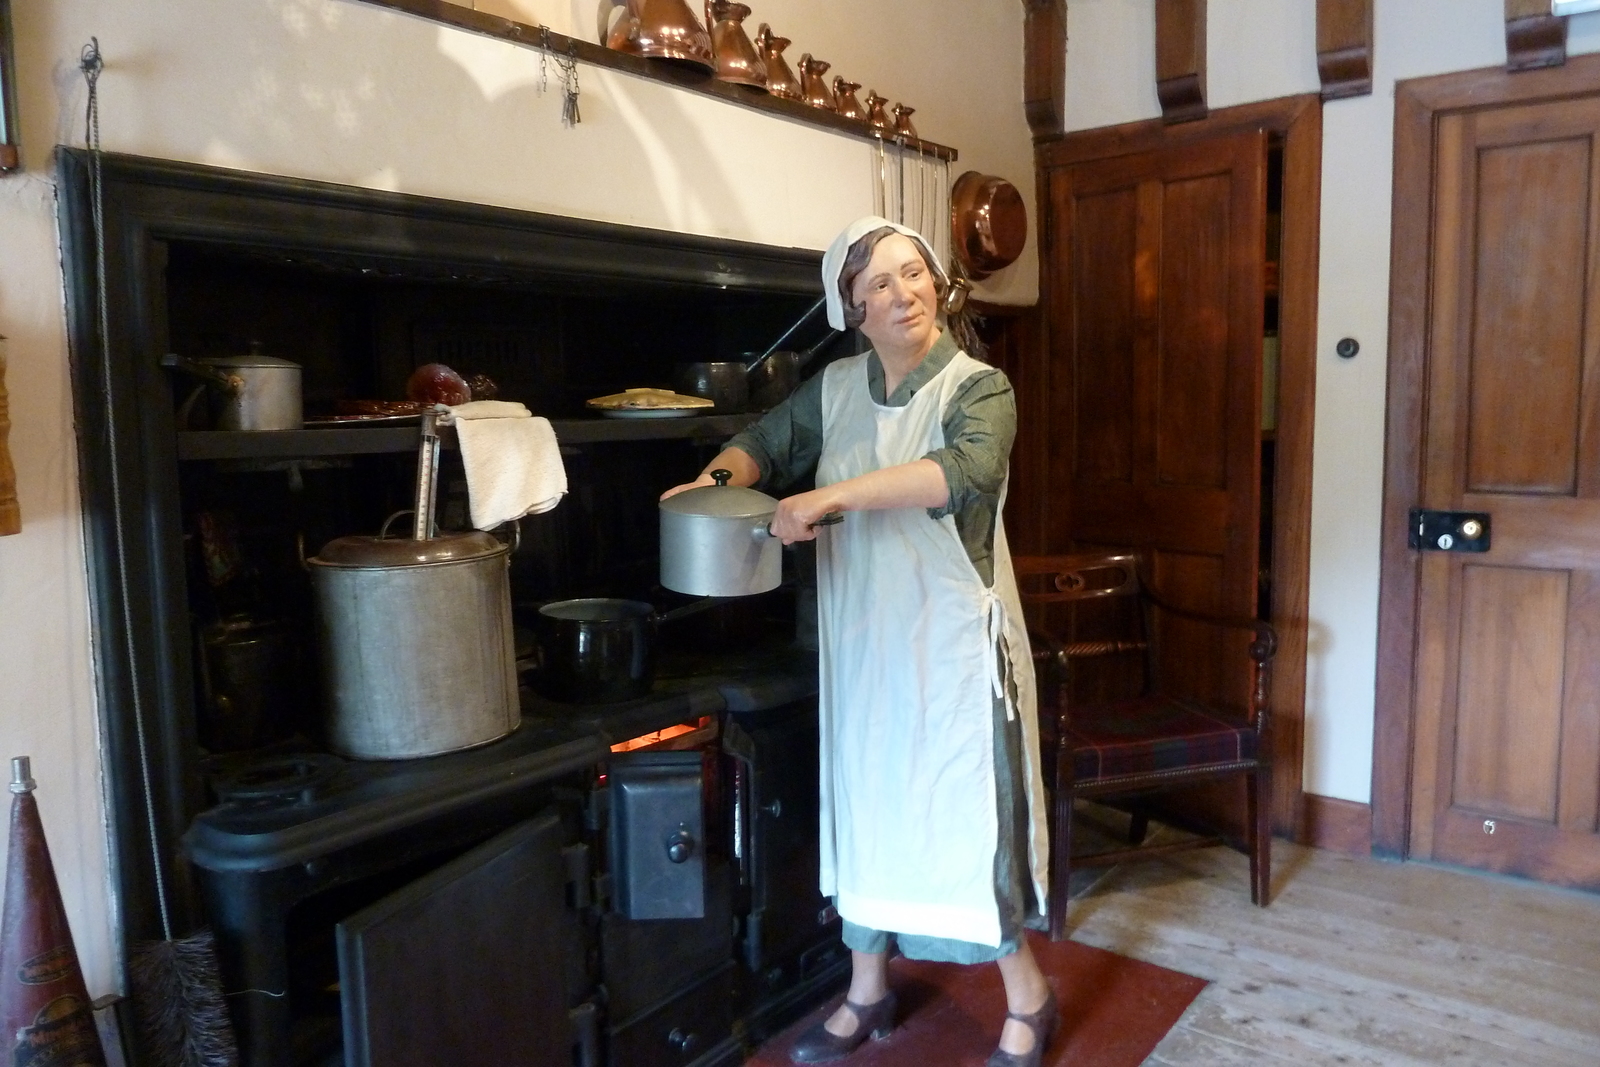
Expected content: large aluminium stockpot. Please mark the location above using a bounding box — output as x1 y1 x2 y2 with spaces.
308 529 519 759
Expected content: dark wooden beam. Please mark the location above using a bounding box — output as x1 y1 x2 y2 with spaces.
1506 0 1567 71
1155 0 1207 124
1023 0 1068 140
1317 0 1373 100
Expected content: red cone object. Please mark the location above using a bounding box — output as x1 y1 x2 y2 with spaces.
1 757 106 1066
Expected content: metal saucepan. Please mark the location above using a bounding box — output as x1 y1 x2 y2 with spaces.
163 345 303 431
527 597 715 704
673 361 749 414
659 469 839 597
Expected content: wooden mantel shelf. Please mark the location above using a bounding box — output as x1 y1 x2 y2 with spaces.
357 0 958 162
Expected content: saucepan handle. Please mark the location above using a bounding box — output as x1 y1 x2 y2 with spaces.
763 512 844 538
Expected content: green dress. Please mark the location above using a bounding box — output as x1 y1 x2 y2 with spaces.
726 332 1042 963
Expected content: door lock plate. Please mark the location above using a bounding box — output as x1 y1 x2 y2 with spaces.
1409 509 1491 553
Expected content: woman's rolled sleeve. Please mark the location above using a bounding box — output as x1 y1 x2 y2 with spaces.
924 369 1016 521
723 373 827 493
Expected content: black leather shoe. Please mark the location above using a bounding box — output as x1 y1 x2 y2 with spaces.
789 992 897 1063
985 988 1058 1067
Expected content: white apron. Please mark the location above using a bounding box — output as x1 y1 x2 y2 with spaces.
815 350 1048 948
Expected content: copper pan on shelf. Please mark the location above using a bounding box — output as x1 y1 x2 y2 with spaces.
950 171 1029 280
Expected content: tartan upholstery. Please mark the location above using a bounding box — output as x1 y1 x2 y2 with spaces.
1063 695 1258 783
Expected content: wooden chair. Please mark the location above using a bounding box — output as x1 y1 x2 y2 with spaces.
1012 551 1276 940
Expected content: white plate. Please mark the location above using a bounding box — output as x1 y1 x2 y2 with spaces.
596 407 706 419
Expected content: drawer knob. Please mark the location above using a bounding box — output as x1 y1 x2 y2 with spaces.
665 826 696 864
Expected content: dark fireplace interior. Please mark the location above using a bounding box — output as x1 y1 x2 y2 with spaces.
59 150 855 1067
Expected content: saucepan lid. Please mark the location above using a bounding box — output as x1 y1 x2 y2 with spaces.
660 469 777 520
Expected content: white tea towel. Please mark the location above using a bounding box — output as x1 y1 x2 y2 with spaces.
441 401 567 529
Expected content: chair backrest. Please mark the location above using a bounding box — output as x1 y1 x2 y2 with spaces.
1012 552 1143 604
1013 552 1152 704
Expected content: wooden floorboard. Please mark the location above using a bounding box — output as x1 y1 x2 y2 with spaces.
1062 841 1600 1066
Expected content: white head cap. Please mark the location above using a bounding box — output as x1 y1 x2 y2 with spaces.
821 216 949 331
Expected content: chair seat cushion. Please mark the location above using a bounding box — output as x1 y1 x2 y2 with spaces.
1063 695 1258 783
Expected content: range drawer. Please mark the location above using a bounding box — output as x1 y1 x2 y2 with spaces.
607 961 737 1067
602 860 733 1020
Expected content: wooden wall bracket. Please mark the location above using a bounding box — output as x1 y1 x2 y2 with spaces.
1155 0 1208 124
1023 0 1068 141
1506 0 1567 71
1317 0 1373 100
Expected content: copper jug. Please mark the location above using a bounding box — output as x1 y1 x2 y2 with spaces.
865 90 892 134
892 103 918 139
755 24 802 101
834 77 866 122
605 0 714 70
798 55 836 111
706 0 766 88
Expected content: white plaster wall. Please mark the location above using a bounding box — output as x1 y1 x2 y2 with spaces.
0 0 1033 995
1061 2 1600 805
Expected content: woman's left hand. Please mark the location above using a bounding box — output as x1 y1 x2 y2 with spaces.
770 489 843 544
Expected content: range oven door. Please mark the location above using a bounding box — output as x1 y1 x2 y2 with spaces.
337 810 596 1067
727 698 842 977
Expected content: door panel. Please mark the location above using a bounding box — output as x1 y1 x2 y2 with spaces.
1156 173 1234 491
1412 92 1600 887
1073 187 1139 487
1451 565 1566 821
1049 129 1266 711
1465 137 1591 495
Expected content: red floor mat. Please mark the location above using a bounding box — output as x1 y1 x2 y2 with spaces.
746 932 1205 1067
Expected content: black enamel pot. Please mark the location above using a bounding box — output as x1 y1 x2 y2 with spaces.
531 598 657 704
529 597 714 704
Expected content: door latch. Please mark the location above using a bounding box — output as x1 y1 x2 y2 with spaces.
1409 509 1490 553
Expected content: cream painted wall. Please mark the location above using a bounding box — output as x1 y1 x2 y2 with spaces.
0 0 1034 995
1061 1 1600 804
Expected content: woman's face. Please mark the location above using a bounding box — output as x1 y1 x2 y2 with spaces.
849 233 939 356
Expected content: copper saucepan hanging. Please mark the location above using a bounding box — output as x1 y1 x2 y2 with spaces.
950 171 1029 280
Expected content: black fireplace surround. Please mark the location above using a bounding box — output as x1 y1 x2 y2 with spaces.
57 149 850 1066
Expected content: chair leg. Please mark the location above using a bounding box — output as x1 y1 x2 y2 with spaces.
1049 788 1074 941
1247 764 1271 906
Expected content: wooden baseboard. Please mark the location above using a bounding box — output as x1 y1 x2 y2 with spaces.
1296 793 1371 856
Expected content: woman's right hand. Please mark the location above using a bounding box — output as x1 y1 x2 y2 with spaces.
660 475 715 501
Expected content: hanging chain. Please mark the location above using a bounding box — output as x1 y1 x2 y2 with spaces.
537 26 550 96
81 37 176 944
557 41 580 127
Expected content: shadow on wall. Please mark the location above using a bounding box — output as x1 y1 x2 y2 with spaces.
45 0 777 245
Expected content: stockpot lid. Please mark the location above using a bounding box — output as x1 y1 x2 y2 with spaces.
311 529 506 568
660 470 777 520
201 352 302 371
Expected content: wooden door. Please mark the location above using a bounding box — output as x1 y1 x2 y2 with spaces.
1046 129 1267 707
1407 95 1600 887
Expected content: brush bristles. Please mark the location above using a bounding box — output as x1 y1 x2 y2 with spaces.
129 932 241 1067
